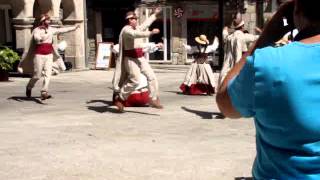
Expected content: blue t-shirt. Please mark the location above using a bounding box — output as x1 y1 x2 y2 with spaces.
228 42 320 180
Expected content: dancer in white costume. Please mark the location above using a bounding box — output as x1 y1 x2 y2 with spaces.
18 14 79 100
180 35 219 95
217 19 259 90
112 42 163 107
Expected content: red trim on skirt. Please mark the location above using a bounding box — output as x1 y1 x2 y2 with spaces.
180 83 214 95
124 91 149 107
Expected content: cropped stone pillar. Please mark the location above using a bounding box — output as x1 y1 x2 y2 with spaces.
63 19 86 69
171 4 187 65
12 18 35 49
95 11 103 44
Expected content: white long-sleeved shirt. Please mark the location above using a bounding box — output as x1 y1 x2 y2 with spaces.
33 26 77 44
121 14 157 50
223 29 259 55
112 42 159 54
184 37 219 54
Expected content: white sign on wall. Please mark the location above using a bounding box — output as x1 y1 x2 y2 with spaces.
95 43 113 69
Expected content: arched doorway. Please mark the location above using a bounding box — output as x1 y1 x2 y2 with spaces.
60 0 76 21
33 0 53 19
86 0 135 68
87 0 135 43
60 0 86 69
0 4 13 47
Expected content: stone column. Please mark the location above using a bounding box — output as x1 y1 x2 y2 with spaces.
242 1 257 34
51 0 62 22
12 18 35 49
171 4 187 65
94 11 103 44
4 8 12 42
63 19 86 70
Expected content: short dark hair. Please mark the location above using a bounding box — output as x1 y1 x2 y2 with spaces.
296 0 320 23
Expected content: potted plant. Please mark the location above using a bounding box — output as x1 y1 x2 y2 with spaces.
0 47 20 81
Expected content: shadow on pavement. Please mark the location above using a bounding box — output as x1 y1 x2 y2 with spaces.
181 106 224 119
8 96 45 105
164 91 213 96
86 99 160 116
164 90 185 95
87 105 123 114
87 100 113 106
235 177 253 180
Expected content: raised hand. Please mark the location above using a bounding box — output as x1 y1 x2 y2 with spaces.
156 42 163 49
151 28 160 35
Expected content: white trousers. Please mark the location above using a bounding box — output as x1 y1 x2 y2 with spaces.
27 54 53 93
120 57 159 101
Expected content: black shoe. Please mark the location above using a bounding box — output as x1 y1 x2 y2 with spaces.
26 87 32 98
114 96 124 112
112 92 119 105
215 114 225 119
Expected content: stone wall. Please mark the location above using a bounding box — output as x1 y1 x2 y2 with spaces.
242 1 257 34
0 0 87 70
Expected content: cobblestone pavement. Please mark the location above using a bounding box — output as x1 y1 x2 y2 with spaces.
0 66 255 180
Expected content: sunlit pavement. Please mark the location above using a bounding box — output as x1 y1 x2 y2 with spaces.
0 65 255 180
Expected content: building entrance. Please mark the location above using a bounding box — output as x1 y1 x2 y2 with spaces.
0 4 13 47
146 7 172 62
186 3 219 65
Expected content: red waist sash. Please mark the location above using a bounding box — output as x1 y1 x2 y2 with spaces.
124 48 144 58
35 43 53 55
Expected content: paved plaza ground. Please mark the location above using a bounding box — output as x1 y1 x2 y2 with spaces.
0 65 256 180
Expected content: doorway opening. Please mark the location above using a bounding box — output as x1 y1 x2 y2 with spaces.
146 6 172 63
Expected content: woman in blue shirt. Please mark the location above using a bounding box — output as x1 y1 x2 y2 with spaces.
217 0 320 179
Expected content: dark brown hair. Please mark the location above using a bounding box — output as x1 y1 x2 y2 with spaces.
296 0 320 23
38 14 50 27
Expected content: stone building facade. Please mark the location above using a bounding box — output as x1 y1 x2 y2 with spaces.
0 0 87 69
79 0 276 67
87 0 228 67
0 0 279 69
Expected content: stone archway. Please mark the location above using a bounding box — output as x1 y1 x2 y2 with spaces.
0 2 13 46
60 0 76 20
56 0 86 69
11 0 36 49
10 0 85 69
52 0 78 23
10 0 35 18
33 0 53 19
